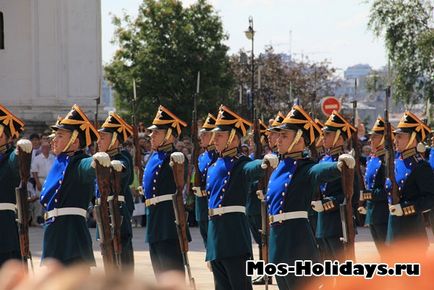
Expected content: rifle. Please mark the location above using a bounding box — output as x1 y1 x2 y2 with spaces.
109 168 123 269
188 72 201 204
339 163 356 260
94 161 116 273
132 79 144 185
351 101 367 224
171 161 196 290
15 147 33 271
384 87 400 206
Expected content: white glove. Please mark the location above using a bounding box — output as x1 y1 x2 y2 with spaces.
337 153 355 171
170 152 185 166
256 190 265 201
261 154 279 169
358 206 367 215
192 186 202 197
111 160 124 172
91 152 111 168
16 139 32 154
137 186 144 196
311 200 324 213
389 203 403 216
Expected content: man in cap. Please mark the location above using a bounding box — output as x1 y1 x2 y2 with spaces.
97 111 135 270
40 104 111 267
387 111 434 250
0 104 32 267
142 105 188 278
267 105 354 290
192 113 218 247
206 105 278 290
357 117 389 258
267 112 285 154
311 110 357 261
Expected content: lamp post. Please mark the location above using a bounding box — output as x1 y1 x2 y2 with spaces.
245 16 255 121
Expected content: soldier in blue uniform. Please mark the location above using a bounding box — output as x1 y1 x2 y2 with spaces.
386 111 434 250
267 105 354 290
142 105 188 278
97 111 135 270
0 104 32 267
206 105 279 290
192 113 218 247
40 104 111 267
311 110 357 261
357 117 389 258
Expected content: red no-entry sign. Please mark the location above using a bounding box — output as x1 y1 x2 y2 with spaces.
321 97 341 116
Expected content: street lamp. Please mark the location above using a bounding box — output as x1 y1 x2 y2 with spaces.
245 16 255 121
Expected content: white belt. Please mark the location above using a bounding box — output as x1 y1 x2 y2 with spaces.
209 206 246 217
96 195 125 204
45 207 87 220
0 203 16 212
269 211 308 224
145 194 173 207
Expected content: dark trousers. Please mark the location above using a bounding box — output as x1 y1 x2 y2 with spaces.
120 238 135 271
318 236 344 261
369 223 388 259
276 274 317 290
211 255 252 290
149 239 184 278
198 220 208 248
0 251 20 268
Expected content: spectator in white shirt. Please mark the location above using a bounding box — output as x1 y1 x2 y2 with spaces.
30 141 55 225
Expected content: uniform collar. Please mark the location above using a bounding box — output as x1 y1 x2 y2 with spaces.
63 149 84 157
106 147 120 157
401 148 417 160
207 144 216 151
220 147 238 158
157 143 174 152
280 150 305 160
329 145 344 156
374 148 386 157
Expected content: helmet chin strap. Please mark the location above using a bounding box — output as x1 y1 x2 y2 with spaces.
287 129 303 153
332 129 341 147
404 132 416 150
0 125 4 140
208 132 215 147
224 129 236 151
107 132 118 151
158 128 173 148
62 130 79 153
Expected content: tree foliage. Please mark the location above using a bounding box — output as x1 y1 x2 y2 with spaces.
105 0 235 128
368 0 433 104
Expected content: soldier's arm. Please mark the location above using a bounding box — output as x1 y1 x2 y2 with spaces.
308 162 340 187
412 163 434 212
242 159 265 183
372 165 387 201
78 156 96 183
8 149 19 174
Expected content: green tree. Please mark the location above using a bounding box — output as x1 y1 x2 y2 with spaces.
368 0 433 105
105 0 235 129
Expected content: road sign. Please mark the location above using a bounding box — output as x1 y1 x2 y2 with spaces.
321 97 341 116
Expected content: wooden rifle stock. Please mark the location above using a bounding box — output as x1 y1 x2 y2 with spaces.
94 161 116 273
15 147 32 270
340 164 356 260
109 169 123 268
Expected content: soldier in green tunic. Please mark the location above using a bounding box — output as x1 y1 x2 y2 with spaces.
40 104 111 267
0 104 32 267
268 105 354 290
387 111 434 250
206 105 279 290
142 105 188 278
192 113 218 247
97 111 135 270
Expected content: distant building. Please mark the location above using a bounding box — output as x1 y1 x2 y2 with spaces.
0 0 103 133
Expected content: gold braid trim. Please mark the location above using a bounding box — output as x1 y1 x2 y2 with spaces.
332 129 341 147
63 130 79 152
108 131 118 151
287 129 303 153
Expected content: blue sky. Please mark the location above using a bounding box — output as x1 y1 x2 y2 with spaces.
102 0 387 71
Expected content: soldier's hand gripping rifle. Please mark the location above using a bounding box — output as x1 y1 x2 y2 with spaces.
170 154 196 290
384 87 400 210
15 146 33 271
339 161 356 260
109 165 124 269
94 160 116 273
